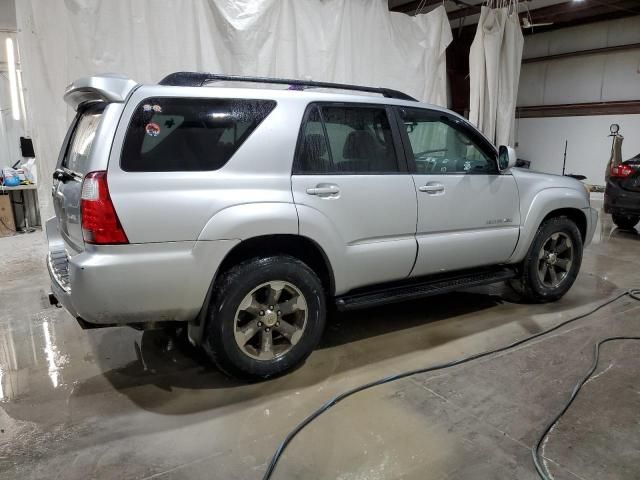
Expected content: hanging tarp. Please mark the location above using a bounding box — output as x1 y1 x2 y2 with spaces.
16 0 452 220
469 0 523 146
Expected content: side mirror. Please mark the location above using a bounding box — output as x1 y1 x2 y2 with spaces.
498 145 517 172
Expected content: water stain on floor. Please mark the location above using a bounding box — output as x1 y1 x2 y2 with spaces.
0 213 638 479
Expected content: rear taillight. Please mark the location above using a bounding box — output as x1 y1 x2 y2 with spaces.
80 171 128 244
610 164 635 178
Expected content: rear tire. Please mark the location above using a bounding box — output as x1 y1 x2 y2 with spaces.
612 214 639 231
204 255 326 380
512 216 583 303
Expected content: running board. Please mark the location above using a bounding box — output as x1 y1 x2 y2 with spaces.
335 267 517 311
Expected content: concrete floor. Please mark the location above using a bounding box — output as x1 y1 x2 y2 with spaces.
0 210 639 480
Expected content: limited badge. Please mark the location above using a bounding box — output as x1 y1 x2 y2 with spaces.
142 104 152 112
145 122 161 137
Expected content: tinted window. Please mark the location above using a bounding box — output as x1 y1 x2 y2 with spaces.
121 98 276 172
295 105 399 174
64 104 104 174
296 107 332 172
400 108 496 174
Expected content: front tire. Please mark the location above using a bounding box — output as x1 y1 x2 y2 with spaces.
612 214 639 231
204 255 326 380
513 216 583 303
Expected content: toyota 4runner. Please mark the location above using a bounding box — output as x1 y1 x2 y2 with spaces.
47 73 597 379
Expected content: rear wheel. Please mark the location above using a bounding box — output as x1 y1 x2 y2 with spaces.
612 214 639 231
204 256 326 379
512 216 583 303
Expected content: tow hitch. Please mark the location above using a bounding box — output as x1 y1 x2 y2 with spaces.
48 292 61 308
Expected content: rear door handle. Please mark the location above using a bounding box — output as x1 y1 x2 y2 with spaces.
419 183 445 194
306 184 340 196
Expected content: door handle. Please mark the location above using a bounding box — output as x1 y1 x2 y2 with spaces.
419 183 445 194
306 184 340 196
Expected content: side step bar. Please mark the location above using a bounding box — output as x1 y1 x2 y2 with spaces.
335 267 517 311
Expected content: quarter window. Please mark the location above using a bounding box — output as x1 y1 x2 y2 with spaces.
64 104 104 174
121 98 276 172
295 105 400 174
399 108 496 174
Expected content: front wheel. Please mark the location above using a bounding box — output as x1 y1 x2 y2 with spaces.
204 255 326 379
512 216 583 303
612 214 639 231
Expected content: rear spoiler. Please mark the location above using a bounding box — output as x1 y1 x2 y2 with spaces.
64 74 138 111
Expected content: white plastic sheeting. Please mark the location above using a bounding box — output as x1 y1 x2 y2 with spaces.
16 0 452 220
468 2 523 147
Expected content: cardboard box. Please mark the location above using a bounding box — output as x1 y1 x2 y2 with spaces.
0 194 16 237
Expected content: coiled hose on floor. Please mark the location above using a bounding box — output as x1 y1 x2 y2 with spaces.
533 288 640 480
261 289 640 480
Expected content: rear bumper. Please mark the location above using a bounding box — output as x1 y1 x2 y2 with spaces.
604 182 640 215
46 217 239 325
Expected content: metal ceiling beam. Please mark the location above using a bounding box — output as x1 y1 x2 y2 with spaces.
391 0 447 15
445 0 638 21
517 100 640 118
391 0 640 26
513 0 640 23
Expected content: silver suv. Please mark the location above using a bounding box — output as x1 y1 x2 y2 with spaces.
47 73 597 379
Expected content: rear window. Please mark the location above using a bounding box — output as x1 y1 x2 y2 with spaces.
121 97 276 172
64 104 104 174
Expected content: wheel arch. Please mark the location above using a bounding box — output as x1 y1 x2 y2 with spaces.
541 208 587 242
215 234 335 295
509 188 589 264
189 234 335 346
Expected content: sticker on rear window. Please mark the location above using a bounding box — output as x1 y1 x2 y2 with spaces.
145 122 161 137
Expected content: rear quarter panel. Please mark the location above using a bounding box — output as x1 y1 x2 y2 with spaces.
106 86 307 243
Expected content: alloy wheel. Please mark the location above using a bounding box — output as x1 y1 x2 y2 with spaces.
233 281 308 360
537 232 574 288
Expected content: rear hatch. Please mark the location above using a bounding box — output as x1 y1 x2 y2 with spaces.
52 74 137 253
52 103 105 252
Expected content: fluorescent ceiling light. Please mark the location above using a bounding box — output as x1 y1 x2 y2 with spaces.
16 70 27 126
6 38 20 121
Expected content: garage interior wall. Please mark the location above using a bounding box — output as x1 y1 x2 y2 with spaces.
15 0 452 220
515 16 640 185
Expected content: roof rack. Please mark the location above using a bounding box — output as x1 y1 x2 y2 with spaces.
158 72 417 102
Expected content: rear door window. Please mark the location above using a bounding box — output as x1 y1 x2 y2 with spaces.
121 98 276 172
63 104 104 174
294 104 401 174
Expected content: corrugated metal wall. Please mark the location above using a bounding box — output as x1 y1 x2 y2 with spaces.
518 17 640 106
515 16 640 186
